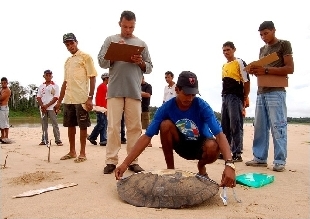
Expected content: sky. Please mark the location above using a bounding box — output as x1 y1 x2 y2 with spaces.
1 0 309 117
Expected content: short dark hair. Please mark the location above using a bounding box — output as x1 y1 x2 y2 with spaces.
1 77 8 82
258 21 275 31
120 11 136 22
223 41 235 49
165 71 174 78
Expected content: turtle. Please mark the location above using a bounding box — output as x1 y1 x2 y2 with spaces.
116 169 219 209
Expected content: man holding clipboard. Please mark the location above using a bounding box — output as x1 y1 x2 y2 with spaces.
245 21 294 172
98 10 153 174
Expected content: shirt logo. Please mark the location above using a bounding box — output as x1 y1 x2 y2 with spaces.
175 118 199 140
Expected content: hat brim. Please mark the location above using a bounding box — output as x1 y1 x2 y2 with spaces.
63 38 76 43
182 87 200 95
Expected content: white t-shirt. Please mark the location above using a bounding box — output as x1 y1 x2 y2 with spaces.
37 82 60 110
163 83 176 102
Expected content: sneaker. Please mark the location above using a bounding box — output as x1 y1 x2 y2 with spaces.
55 141 63 146
128 164 144 173
273 164 285 172
245 160 267 167
39 141 46 145
121 139 127 144
103 164 116 174
87 137 97 145
232 155 243 162
99 141 107 146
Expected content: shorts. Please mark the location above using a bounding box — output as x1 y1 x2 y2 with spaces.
141 112 150 129
173 131 208 160
0 106 9 129
63 104 91 129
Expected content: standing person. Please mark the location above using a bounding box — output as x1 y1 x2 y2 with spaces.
114 71 236 189
87 73 109 146
55 33 97 163
37 70 63 146
98 10 153 174
141 76 152 147
220 41 250 162
245 21 294 172
163 71 176 103
0 77 12 144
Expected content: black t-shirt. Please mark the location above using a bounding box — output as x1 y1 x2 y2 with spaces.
141 82 152 112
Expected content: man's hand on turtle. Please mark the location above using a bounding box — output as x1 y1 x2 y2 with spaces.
220 166 236 188
115 163 128 180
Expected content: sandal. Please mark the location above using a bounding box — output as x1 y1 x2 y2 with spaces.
60 154 76 160
74 157 87 163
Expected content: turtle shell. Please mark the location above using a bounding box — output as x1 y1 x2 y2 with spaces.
117 169 219 208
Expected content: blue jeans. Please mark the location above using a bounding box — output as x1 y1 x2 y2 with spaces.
89 112 107 142
221 94 243 155
252 91 287 165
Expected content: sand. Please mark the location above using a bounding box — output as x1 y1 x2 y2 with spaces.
0 123 309 219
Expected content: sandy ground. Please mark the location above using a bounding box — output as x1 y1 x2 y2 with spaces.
0 123 309 219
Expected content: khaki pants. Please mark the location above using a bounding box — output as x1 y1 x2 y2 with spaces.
106 97 142 165
141 112 150 129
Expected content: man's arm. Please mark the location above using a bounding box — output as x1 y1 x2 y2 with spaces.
57 81 67 104
267 55 294 75
141 84 152 98
115 134 152 179
98 37 113 69
88 76 96 98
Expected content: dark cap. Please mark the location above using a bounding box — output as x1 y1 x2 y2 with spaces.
63 33 77 43
44 69 52 74
258 21 275 31
176 71 199 95
101 73 109 80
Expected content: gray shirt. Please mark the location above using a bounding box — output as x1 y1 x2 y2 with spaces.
98 34 153 100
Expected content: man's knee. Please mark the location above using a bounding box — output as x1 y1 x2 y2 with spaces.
159 120 175 133
201 139 220 164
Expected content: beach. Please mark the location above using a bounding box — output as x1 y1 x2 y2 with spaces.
1 123 309 219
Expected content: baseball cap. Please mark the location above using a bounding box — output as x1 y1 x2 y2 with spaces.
258 21 275 31
44 69 52 74
176 71 199 95
63 33 77 43
101 73 109 80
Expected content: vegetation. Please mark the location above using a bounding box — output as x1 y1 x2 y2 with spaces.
6 81 310 123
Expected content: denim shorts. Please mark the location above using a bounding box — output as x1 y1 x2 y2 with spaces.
63 104 91 129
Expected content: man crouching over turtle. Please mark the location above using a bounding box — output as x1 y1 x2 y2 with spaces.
115 71 236 188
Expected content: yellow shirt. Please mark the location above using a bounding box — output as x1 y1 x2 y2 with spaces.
63 50 97 104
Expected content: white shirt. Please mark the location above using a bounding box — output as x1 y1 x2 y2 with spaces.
163 83 176 102
37 82 60 110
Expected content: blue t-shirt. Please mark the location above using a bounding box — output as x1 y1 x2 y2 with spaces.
145 97 222 140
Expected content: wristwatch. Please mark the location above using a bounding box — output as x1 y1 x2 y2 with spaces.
225 159 235 170
225 162 236 170
88 95 93 99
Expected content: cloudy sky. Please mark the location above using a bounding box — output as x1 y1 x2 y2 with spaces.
1 0 309 117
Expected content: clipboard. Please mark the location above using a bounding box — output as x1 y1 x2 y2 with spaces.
244 52 288 87
104 42 145 63
244 52 279 72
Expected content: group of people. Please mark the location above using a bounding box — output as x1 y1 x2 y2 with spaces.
2 10 293 188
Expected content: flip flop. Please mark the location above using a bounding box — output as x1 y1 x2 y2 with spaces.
74 157 87 163
60 154 76 160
